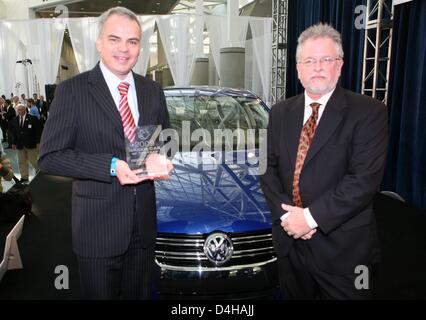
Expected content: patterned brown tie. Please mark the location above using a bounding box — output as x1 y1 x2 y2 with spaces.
292 102 321 207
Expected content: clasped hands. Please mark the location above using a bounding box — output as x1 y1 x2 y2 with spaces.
281 204 317 240
116 154 174 185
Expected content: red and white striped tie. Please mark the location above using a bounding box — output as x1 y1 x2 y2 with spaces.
118 81 136 143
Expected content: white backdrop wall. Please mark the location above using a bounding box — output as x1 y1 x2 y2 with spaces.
157 15 197 87
27 19 65 96
0 19 65 97
245 39 264 103
134 16 156 76
0 21 20 96
67 17 99 73
249 17 272 106
205 15 250 80
0 15 272 103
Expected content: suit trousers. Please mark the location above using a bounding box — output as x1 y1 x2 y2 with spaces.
17 147 39 179
7 126 13 147
77 205 157 300
277 240 373 300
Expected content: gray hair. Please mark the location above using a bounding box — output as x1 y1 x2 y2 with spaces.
97 6 141 38
296 23 344 61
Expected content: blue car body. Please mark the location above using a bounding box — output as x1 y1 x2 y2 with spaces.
154 87 278 298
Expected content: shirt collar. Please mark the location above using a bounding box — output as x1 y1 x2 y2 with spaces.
304 87 336 109
99 61 135 92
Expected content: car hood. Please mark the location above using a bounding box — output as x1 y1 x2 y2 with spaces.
155 151 271 234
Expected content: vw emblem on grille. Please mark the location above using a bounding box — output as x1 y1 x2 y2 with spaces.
203 233 233 266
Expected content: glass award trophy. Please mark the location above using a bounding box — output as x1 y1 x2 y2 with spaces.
125 125 169 177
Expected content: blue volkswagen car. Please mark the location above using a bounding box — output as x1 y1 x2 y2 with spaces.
154 87 278 299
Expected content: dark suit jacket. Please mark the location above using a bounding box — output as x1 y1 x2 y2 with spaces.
260 86 388 274
11 114 41 149
5 105 16 122
36 100 49 120
39 64 170 258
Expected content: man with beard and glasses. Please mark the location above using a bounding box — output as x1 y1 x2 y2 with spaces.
260 23 388 300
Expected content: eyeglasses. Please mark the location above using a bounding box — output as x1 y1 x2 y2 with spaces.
297 56 342 66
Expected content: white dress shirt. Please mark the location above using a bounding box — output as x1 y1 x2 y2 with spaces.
281 88 336 230
99 61 139 125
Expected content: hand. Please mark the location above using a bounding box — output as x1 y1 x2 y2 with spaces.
301 228 317 240
281 203 312 239
145 154 174 181
115 159 148 185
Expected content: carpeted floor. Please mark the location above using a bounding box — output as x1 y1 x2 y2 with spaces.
0 172 425 299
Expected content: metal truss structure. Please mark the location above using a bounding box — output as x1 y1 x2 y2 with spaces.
361 0 394 104
271 0 288 105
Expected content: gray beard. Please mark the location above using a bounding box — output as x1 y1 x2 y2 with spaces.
303 83 337 96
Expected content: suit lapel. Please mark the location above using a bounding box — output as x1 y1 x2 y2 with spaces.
133 73 149 126
133 72 148 126
303 86 347 168
88 64 123 136
283 94 304 169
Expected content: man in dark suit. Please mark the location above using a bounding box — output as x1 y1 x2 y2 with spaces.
12 104 40 182
39 7 173 299
260 23 388 299
4 99 16 148
0 97 7 143
35 95 48 132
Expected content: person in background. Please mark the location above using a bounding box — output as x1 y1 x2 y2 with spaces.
20 93 27 105
12 104 40 183
12 96 20 112
0 97 7 143
0 156 14 193
27 98 40 120
36 95 49 130
4 99 16 149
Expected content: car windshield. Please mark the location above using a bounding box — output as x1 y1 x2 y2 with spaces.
165 91 269 149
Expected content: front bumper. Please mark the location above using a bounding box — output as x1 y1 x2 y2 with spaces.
156 260 279 299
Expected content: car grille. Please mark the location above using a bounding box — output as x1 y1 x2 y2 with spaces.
155 230 276 271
